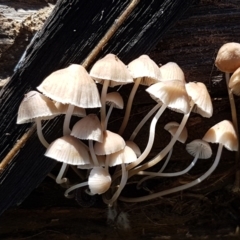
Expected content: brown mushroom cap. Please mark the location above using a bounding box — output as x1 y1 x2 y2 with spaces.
229 67 240 96
90 53 133 87
202 120 238 151
215 42 240 73
17 90 59 124
37 64 101 108
127 55 162 85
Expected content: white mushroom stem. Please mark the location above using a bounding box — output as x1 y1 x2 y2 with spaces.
128 103 194 178
64 181 88 198
56 162 68 184
125 103 168 171
226 72 240 191
129 102 161 141
105 104 114 129
63 104 75 135
136 147 173 189
100 81 110 131
89 140 99 166
138 150 200 178
119 143 223 203
118 78 141 135
103 161 128 207
35 118 49 148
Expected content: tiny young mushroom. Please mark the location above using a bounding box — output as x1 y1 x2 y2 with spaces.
37 64 101 135
17 90 59 148
45 135 90 184
105 92 124 129
71 114 103 166
118 54 162 135
119 120 238 203
90 53 133 131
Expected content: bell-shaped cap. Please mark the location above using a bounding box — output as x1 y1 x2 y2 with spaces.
126 140 141 157
88 167 111 195
94 130 125 155
90 53 133 87
108 146 137 167
164 121 188 144
17 90 59 124
146 80 190 114
37 64 101 108
215 42 240 73
45 135 90 165
159 62 185 82
185 82 213 118
54 102 86 117
202 120 238 151
127 55 162 85
71 114 103 142
106 92 124 109
229 67 240 96
186 139 212 159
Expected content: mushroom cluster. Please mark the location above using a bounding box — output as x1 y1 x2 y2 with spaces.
17 51 239 208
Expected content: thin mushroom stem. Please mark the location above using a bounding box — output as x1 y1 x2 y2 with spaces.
103 160 128 206
126 103 168 171
136 147 173 189
89 140 99 166
118 78 141 135
119 143 223 203
138 150 200 178
101 80 110 131
63 104 75 135
64 181 88 198
128 103 194 178
129 102 161 141
105 104 114 129
226 72 240 191
56 162 68 184
35 118 49 148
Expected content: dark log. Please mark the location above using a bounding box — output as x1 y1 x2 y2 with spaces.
0 0 195 215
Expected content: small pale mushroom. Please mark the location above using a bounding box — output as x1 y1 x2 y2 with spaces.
119 120 238 203
90 54 133 130
37 64 101 135
118 55 162 135
45 135 90 184
71 114 103 166
17 91 59 148
159 62 185 82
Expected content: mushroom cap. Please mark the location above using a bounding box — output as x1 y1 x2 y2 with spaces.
126 140 141 157
45 135 90 165
17 90 59 124
108 146 137 167
37 64 101 108
215 42 240 73
71 114 103 142
146 80 190 114
185 82 213 118
88 167 111 195
186 139 212 159
106 92 124 109
202 120 238 151
229 67 240 96
77 155 105 169
164 121 188 144
90 53 133 87
159 62 185 82
54 102 86 117
127 55 162 85
94 130 125 155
